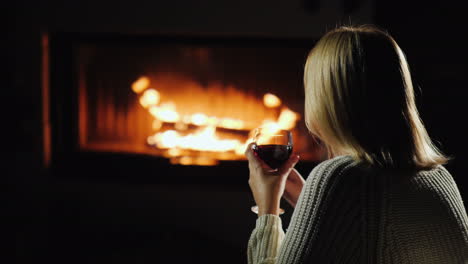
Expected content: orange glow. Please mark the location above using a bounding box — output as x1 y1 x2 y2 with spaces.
137 75 270 130
235 137 254 155
168 148 182 156
133 75 300 165
256 108 299 137
191 113 208 126
261 121 281 134
178 156 194 165
132 76 150 94
155 130 179 148
152 119 163 131
263 93 282 108
139 89 160 108
175 122 188 131
149 102 180 123
277 108 299 130
150 126 241 152
219 118 244 130
171 156 218 166
180 126 239 152
147 135 156 145
207 117 218 126
193 156 218 166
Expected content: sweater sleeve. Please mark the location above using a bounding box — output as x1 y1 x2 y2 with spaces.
247 214 285 264
247 156 356 264
276 156 358 263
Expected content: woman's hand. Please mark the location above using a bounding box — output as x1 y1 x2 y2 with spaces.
283 168 305 208
245 143 300 216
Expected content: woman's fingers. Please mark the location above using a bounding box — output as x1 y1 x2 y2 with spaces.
245 143 275 172
244 142 256 158
246 143 299 176
245 143 261 171
278 154 300 175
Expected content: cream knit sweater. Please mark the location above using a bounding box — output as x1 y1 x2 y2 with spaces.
248 156 468 263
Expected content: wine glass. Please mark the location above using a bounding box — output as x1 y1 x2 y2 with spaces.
250 128 293 215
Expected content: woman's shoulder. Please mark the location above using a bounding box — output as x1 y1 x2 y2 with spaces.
410 164 459 191
311 156 454 179
311 155 357 172
307 155 357 182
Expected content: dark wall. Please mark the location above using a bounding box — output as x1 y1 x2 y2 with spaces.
376 1 468 196
11 1 468 263
11 2 372 263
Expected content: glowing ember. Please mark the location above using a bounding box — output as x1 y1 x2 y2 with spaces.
191 113 208 126
139 89 160 108
171 156 218 166
168 148 182 157
277 108 300 130
263 93 282 108
149 102 179 123
152 119 163 131
219 118 244 130
152 130 179 148
132 76 150 94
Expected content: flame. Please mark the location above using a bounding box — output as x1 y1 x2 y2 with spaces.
140 89 160 108
149 102 180 123
258 108 299 134
234 137 254 155
132 76 150 94
277 108 299 130
151 126 241 152
168 148 182 156
261 121 281 134
179 126 239 152
219 118 244 130
132 76 300 165
264 93 282 108
171 156 218 166
152 130 180 148
254 109 299 144
191 113 208 126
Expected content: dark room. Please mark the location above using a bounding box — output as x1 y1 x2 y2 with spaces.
10 0 468 263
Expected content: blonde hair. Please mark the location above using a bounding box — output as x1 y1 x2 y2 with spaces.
304 25 449 169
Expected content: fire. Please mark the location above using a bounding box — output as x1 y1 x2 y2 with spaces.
263 93 282 108
149 126 241 152
171 156 218 166
277 108 299 130
132 76 150 94
140 89 160 108
132 76 300 165
191 113 208 126
261 121 281 134
219 118 244 130
150 130 180 148
149 102 179 123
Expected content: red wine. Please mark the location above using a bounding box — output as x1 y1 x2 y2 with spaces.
253 144 293 169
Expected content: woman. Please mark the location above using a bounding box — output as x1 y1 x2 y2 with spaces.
246 25 468 263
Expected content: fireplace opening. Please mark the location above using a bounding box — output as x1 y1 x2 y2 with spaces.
76 35 324 166
50 33 324 177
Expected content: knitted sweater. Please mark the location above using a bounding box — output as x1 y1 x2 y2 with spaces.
248 155 468 263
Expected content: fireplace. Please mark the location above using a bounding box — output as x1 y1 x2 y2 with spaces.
49 33 324 182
